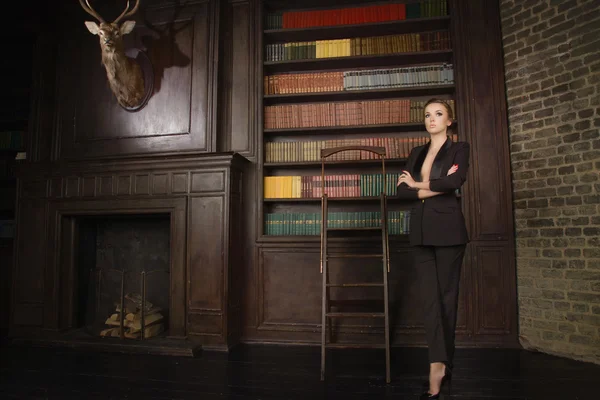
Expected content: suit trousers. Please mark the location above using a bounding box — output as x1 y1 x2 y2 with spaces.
414 244 466 365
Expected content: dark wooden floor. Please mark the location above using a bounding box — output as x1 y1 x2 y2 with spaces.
1 341 598 399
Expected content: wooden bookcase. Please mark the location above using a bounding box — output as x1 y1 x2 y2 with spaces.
259 0 455 242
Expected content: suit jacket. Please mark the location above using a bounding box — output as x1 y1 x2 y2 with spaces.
396 137 470 246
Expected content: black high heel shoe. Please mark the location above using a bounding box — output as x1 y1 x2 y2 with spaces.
420 366 452 399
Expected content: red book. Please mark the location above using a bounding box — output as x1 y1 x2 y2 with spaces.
282 12 289 29
398 3 406 20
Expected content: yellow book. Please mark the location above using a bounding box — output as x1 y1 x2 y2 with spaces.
264 177 271 198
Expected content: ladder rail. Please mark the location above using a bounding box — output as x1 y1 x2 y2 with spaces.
320 193 328 381
381 191 391 383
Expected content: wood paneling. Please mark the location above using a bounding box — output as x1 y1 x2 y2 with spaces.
258 248 322 330
191 171 225 193
134 174 150 195
452 0 514 242
152 174 169 194
82 177 96 197
97 176 114 196
473 243 516 336
217 0 258 159
448 0 517 345
172 173 188 194
227 171 244 341
13 199 47 305
53 0 220 160
28 33 57 163
230 0 257 159
188 195 225 311
256 245 471 344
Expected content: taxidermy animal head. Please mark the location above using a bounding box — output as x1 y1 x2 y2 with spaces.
79 0 146 109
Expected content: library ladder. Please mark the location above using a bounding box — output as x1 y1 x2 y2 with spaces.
319 145 391 383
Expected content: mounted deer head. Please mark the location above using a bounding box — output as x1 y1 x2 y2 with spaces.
79 0 148 109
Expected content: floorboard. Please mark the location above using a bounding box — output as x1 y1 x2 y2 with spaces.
1 342 598 399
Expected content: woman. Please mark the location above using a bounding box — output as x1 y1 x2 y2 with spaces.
396 98 470 399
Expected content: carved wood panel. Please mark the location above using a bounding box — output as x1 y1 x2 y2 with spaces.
188 195 225 312
472 243 516 336
258 248 321 330
55 0 219 159
13 199 47 306
452 0 514 241
256 245 470 341
229 0 257 159
216 0 258 159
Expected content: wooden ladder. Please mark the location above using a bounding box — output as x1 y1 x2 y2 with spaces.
319 145 391 383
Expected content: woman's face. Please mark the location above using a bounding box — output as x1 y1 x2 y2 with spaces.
424 103 452 135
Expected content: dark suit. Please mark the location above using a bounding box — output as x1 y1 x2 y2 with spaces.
396 137 470 246
396 137 470 365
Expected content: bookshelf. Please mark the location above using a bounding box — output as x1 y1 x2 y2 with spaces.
264 50 452 73
260 0 455 241
263 84 455 104
263 16 451 42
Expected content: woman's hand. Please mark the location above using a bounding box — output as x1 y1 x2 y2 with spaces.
447 164 458 175
397 170 417 188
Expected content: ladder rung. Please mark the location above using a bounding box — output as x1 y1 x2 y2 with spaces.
326 283 384 287
327 227 382 231
327 254 383 258
326 312 385 318
325 343 386 349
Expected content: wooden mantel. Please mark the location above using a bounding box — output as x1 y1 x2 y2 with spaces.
10 151 248 352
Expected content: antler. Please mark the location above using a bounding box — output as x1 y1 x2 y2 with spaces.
113 0 141 25
78 0 106 24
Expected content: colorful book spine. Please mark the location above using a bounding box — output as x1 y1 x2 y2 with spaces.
264 134 458 163
264 64 454 94
265 31 451 62
264 99 455 129
264 0 448 30
263 211 411 235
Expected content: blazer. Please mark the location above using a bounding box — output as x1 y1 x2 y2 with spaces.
396 137 470 246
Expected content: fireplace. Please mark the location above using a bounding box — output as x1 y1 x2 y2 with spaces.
46 197 188 354
10 153 247 354
76 214 170 340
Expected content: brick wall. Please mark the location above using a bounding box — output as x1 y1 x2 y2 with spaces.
500 0 600 364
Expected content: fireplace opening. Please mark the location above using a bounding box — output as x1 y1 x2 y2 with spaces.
74 214 170 340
